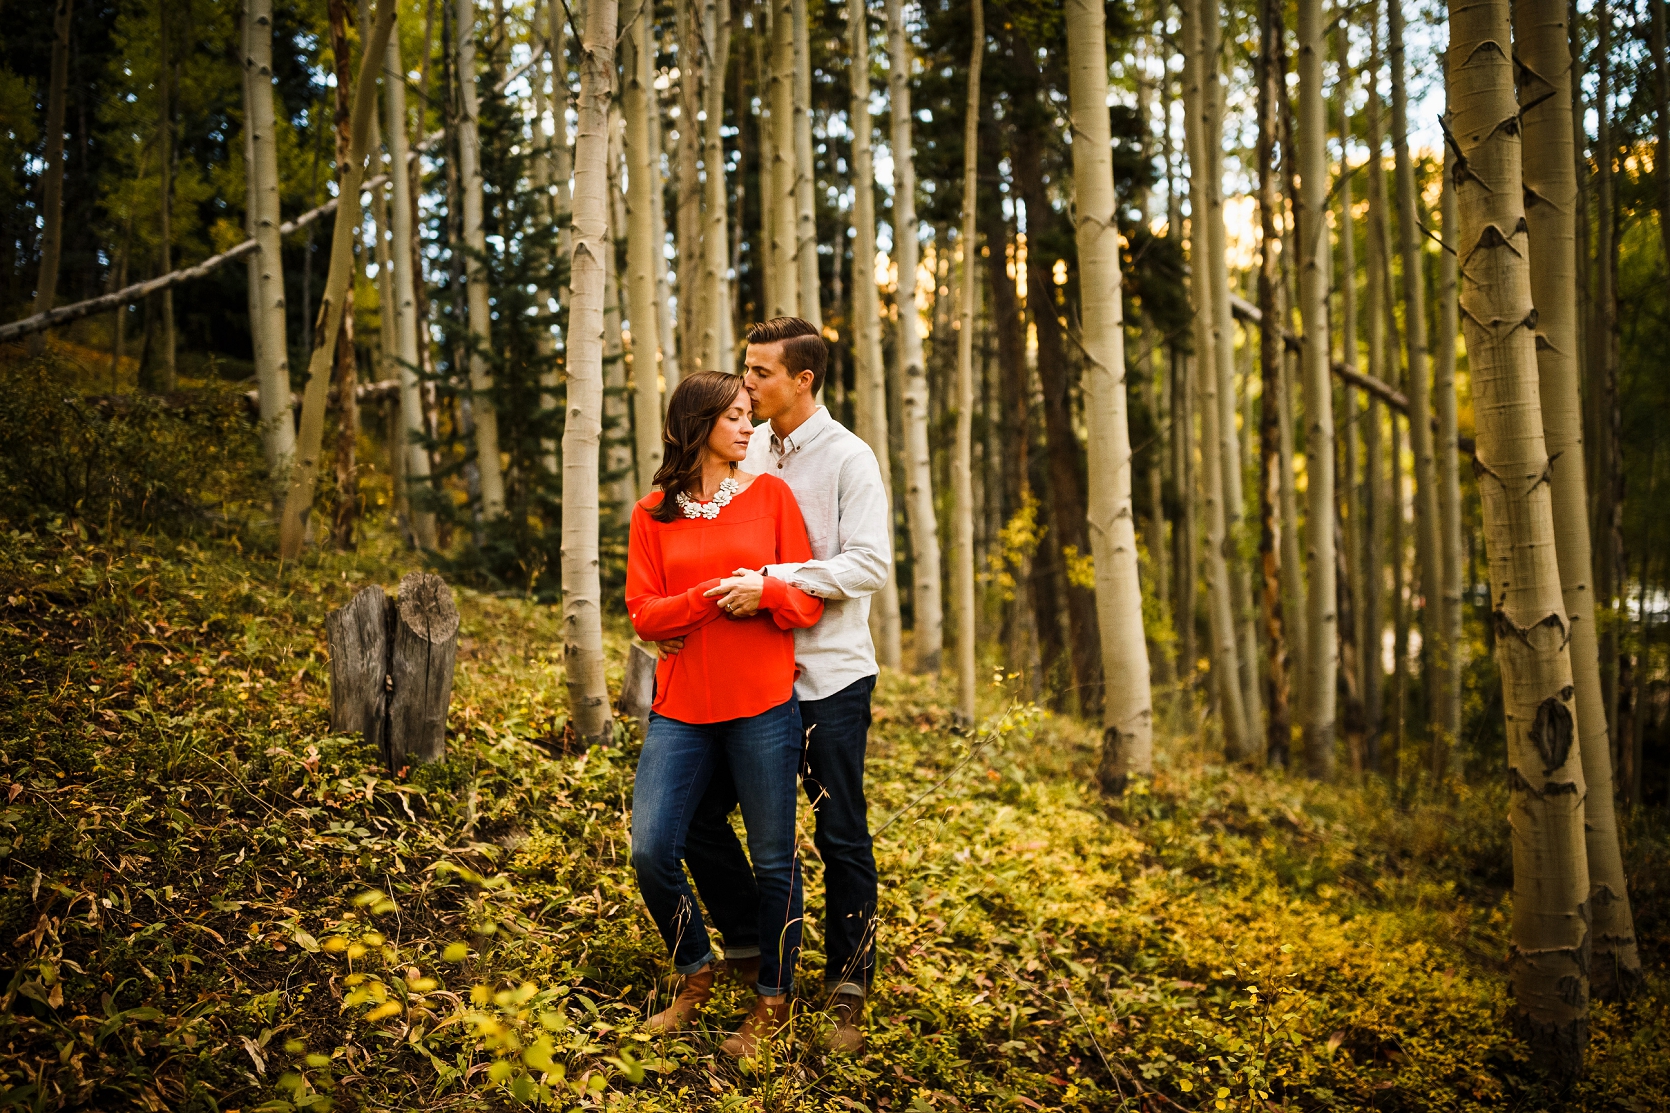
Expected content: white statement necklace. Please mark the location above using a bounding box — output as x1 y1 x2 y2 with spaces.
675 476 741 520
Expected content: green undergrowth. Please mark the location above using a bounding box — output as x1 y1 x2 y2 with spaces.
2 517 1668 1113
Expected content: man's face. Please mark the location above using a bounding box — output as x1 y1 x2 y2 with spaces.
742 342 811 420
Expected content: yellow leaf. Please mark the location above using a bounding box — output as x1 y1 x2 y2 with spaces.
364 1002 402 1022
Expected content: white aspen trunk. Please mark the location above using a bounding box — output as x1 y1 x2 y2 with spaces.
674 0 702 362
697 0 734 371
241 5 269 466
606 122 638 519
245 0 296 487
647 49 681 396
1202 0 1262 753
279 2 397 558
952 0 982 724
1362 0 1388 749
1182 0 1248 751
1068 0 1154 785
1389 0 1442 770
30 0 74 339
791 0 820 326
623 2 664 494
456 0 506 518
383 22 438 549
1297 0 1337 778
1516 0 1641 999
530 7 561 477
564 0 620 746
1450 0 1592 1070
887 0 942 674
1436 108 1463 754
768 0 799 317
849 0 902 668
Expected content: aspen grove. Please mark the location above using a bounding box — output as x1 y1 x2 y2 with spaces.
3 0 1670 1107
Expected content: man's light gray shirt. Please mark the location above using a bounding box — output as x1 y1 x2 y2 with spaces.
744 406 891 701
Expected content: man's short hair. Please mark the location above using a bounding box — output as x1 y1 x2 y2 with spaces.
746 316 828 395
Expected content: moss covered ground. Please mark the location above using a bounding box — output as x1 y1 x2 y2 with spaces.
3 512 1669 1111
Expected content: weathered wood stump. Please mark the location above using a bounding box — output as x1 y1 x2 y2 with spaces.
326 586 391 755
325 573 458 769
388 572 459 768
619 641 658 729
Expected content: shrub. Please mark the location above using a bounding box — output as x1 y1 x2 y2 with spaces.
0 354 264 532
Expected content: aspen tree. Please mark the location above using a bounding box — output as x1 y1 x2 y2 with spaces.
768 0 799 317
675 0 702 353
1182 0 1248 752
564 0 620 746
791 0 820 326
154 0 177 392
456 0 506 518
1256 0 1292 760
327 0 360 551
279 2 397 559
1389 0 1442 769
1336 30 1366 765
623 0 664 494
951 0 982 725
243 0 296 488
1201 0 1262 750
530 9 561 476
648 52 681 398
1296 0 1336 778
1516 0 1642 999
1450 0 1592 1067
1066 0 1154 785
1593 0 1622 756
697 0 734 372
382 23 437 547
29 0 73 350
887 0 943 674
1436 122 1463 755
606 123 638 518
849 0 903 668
1362 0 1388 759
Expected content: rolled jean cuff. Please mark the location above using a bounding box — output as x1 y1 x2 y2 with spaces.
756 977 795 998
675 951 717 976
722 944 761 959
826 980 867 1000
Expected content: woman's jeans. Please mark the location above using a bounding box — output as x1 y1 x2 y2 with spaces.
630 699 803 997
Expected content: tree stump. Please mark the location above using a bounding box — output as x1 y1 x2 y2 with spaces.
619 641 658 728
326 585 392 757
325 573 458 769
388 572 459 769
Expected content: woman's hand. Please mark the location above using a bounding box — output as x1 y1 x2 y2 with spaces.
704 568 765 617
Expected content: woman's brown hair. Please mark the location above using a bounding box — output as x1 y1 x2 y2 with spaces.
648 371 750 523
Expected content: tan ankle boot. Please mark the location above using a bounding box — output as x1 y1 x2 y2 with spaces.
720 954 761 988
719 992 792 1058
645 965 716 1034
817 991 866 1054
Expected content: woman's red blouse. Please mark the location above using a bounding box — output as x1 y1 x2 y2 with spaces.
625 474 823 724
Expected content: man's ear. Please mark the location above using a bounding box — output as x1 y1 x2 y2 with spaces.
795 369 816 395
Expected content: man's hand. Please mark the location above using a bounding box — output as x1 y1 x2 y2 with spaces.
655 638 685 658
704 567 765 617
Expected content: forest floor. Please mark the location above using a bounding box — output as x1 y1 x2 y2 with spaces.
3 514 1670 1113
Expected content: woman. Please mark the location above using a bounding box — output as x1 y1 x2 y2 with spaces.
625 370 822 1056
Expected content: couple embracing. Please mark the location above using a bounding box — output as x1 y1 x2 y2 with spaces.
624 317 890 1058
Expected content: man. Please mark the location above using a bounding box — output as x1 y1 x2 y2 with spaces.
657 317 891 1056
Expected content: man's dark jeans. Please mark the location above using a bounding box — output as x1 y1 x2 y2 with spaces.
684 673 879 995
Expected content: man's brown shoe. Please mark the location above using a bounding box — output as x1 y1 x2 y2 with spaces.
645 965 716 1034
719 993 792 1058
720 953 761 988
817 991 866 1054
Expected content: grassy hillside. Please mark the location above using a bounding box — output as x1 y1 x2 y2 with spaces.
0 366 1667 1111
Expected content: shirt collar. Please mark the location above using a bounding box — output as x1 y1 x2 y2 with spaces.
769 405 833 458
